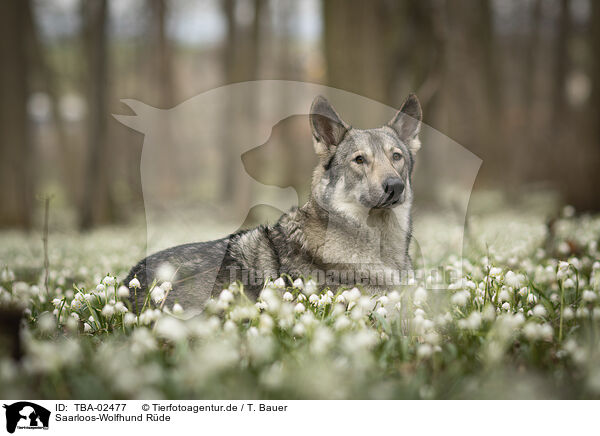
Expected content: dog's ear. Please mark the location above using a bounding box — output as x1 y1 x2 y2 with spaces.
388 94 422 153
310 95 349 158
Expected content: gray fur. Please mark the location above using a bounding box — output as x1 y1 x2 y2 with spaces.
125 94 423 307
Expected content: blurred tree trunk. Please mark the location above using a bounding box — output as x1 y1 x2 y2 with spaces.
440 0 502 183
514 0 543 182
25 0 76 210
149 0 175 109
148 0 176 200
586 0 600 210
221 0 238 204
323 0 402 115
80 0 112 230
0 0 34 229
593 0 600 127
220 0 263 217
523 0 542 118
478 0 500 119
553 0 570 125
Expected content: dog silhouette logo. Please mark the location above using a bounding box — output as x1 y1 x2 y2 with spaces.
2 402 50 433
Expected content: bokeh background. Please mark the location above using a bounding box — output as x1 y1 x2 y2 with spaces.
1 0 599 232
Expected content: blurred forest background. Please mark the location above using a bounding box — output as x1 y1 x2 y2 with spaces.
1 0 600 231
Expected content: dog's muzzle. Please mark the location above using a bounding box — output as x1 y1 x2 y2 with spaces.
379 177 405 207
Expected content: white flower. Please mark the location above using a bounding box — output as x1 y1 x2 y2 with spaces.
283 292 294 302
414 287 427 304
102 275 116 286
562 307 574 320
155 316 187 342
451 290 469 306
101 304 115 317
311 327 334 354
273 277 286 288
563 278 575 289
504 271 523 288
156 262 176 282
139 308 161 325
114 301 128 313
117 286 130 298
458 312 481 330
335 294 346 304
319 294 332 306
294 303 305 314
309 294 319 305
388 290 400 303
582 290 597 302
160 281 173 292
128 277 141 289
172 303 184 314
96 283 105 292
292 323 305 336
334 317 351 330
557 261 570 278
346 287 361 302
131 328 157 354
219 289 234 303
417 344 433 359
532 304 547 317
223 320 236 332
527 293 538 304
304 279 318 295
357 296 374 312
38 312 56 333
150 286 166 303
123 313 137 326
539 323 554 341
489 267 503 278
498 289 511 302
292 278 304 290
558 242 570 255
501 302 511 311
65 316 78 332
376 307 388 317
523 323 539 340
259 314 274 332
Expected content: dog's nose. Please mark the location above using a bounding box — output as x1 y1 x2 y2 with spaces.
382 177 405 204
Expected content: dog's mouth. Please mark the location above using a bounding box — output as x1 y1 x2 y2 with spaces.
373 191 405 209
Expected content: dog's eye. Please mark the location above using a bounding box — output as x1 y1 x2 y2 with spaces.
392 152 402 161
354 155 365 164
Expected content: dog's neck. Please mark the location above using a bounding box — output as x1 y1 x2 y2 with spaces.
288 195 411 267
301 195 408 232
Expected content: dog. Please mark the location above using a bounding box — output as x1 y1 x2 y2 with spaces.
125 94 422 307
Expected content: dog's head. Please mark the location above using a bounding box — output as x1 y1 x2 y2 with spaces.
309 94 422 218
